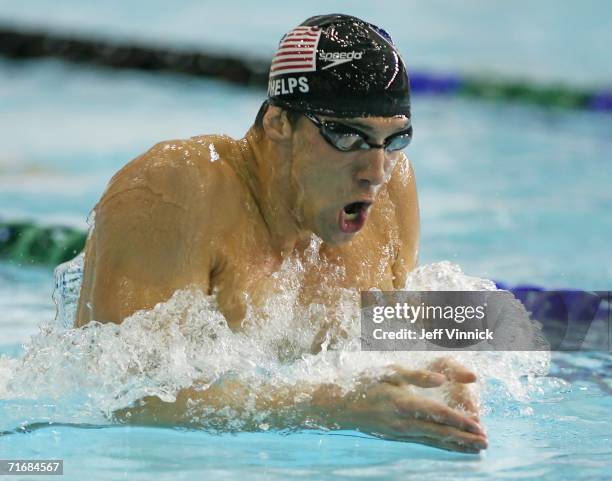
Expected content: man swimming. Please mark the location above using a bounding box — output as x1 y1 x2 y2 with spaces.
75 14 488 453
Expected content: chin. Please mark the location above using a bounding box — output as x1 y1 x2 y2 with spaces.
316 222 356 245
321 234 350 245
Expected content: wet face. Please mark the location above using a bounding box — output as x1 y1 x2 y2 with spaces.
289 114 411 244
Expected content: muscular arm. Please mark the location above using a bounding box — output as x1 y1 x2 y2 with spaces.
76 141 213 326
116 359 487 453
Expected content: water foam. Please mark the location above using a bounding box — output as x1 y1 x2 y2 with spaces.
0 254 552 433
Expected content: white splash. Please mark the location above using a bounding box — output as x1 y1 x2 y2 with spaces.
0 259 551 432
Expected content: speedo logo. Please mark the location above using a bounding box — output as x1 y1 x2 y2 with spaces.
319 51 363 70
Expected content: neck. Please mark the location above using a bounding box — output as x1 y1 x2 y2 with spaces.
236 128 310 257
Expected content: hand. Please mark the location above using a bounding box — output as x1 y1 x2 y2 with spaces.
427 357 482 423
326 361 487 453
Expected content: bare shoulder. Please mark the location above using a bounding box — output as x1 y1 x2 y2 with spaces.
100 134 239 209
385 153 418 210
78 135 245 323
98 133 248 251
385 154 420 284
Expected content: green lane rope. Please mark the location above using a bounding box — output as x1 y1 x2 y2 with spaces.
0 221 87 266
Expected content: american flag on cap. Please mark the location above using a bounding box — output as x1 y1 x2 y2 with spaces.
270 26 322 77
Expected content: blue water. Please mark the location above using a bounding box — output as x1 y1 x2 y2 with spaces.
1 1 611 480
0 347 610 481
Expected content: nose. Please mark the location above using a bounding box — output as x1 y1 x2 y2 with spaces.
356 148 389 188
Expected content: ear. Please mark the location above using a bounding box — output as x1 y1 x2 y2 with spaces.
263 105 293 143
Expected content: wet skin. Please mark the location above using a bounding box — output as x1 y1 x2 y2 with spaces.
76 108 418 329
76 106 487 452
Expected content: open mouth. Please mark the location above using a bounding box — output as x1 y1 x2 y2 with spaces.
338 201 371 234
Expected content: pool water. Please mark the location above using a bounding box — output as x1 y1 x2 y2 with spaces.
0 343 610 480
1 1 611 480
0 388 609 481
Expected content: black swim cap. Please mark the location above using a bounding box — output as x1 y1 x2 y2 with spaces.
267 14 411 118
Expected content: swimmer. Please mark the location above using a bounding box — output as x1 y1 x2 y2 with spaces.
76 14 487 452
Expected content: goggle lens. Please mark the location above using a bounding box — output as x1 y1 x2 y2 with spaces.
312 117 412 153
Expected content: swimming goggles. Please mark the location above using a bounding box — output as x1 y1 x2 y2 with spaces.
303 113 412 153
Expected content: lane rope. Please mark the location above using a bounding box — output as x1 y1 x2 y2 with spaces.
0 220 87 266
1 25 611 111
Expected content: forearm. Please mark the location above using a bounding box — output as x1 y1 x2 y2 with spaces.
113 362 488 453
113 378 347 431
